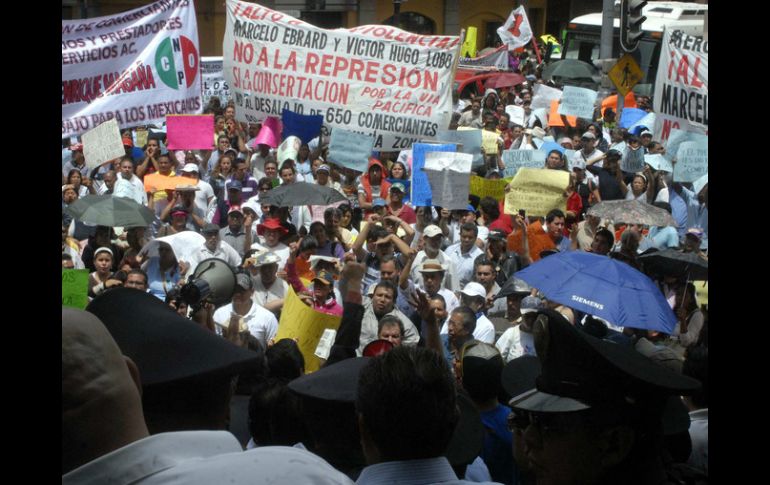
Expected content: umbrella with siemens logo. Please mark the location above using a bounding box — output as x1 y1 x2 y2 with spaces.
514 251 677 333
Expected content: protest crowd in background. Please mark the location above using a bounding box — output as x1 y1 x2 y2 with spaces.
62 2 708 484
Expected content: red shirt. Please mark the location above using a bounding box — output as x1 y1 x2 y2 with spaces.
387 204 416 224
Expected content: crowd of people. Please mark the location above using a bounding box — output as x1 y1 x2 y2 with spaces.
63 62 708 484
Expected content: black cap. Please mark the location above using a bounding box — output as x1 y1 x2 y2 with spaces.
202 223 220 234
86 288 260 387
501 355 541 399
494 276 533 300
509 309 701 412
605 149 623 159
288 357 370 402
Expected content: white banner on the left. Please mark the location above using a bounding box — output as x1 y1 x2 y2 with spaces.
62 0 202 138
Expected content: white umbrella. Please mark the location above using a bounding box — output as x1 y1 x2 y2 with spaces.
140 231 205 262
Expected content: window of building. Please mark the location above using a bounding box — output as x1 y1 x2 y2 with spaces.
382 12 436 35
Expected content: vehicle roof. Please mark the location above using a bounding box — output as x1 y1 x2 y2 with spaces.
570 1 707 32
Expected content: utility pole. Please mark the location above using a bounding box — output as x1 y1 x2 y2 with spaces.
598 0 618 105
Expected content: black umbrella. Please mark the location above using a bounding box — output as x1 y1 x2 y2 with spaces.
64 194 155 228
639 249 708 280
261 182 347 207
542 59 600 89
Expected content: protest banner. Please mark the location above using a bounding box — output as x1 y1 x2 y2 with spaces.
423 152 473 210
653 29 708 142
469 175 511 201
166 114 215 150
673 141 708 183
622 146 646 172
62 0 202 137
438 128 482 166
224 1 459 151
282 109 324 144
328 128 375 172
644 154 674 173
411 143 456 207
504 168 569 217
531 84 562 110
62 269 89 310
277 136 302 163
252 116 281 148
458 45 510 71
558 86 598 119
506 105 526 127
201 56 231 105
664 128 708 162
275 287 342 373
502 149 546 178
82 119 125 169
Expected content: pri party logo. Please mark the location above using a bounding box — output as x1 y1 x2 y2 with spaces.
154 36 199 89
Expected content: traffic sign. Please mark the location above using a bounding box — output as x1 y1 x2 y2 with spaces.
608 54 643 97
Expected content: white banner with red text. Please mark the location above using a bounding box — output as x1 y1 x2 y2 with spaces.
653 29 708 143
224 0 460 151
62 0 202 138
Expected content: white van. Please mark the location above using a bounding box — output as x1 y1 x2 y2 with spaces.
561 1 707 95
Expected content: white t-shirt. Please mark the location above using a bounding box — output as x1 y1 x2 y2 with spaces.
213 301 278 349
193 180 215 214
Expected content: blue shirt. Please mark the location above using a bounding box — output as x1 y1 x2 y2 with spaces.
479 405 517 485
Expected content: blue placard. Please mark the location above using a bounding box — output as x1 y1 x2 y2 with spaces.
281 109 324 144
411 143 457 207
619 108 647 129
502 149 546 178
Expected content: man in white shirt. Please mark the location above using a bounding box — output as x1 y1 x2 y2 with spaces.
213 273 279 349
444 222 485 288
188 223 242 274
415 259 459 317
571 132 604 185
410 225 459 292
439 282 495 344
245 251 287 316
117 156 149 205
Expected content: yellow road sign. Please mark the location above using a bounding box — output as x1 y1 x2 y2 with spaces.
608 54 643 97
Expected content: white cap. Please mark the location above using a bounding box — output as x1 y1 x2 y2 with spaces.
460 282 487 299
423 225 443 238
182 163 199 173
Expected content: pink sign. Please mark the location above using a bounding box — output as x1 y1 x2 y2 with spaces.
252 116 282 148
166 115 215 150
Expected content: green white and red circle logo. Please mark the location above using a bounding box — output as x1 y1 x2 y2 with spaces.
155 36 199 89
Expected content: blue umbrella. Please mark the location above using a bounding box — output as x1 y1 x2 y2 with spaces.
514 251 676 333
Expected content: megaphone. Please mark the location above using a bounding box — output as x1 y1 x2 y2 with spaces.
180 258 237 309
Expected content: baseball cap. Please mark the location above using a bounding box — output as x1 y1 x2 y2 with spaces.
605 149 623 159
685 228 704 240
182 163 199 173
519 296 544 314
581 131 596 140
423 225 443 238
371 198 387 208
228 180 243 191
170 206 188 218
122 136 133 147
228 206 244 216
487 229 507 242
312 270 335 286
235 273 253 291
460 282 486 299
316 164 330 173
390 182 406 193
640 130 653 137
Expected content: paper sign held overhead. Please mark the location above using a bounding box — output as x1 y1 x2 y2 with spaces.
504 168 569 217
531 84 563 110
673 141 708 183
328 129 375 173
558 86 598 120
82 119 125 170
644 154 674 173
622 146 646 173
166 115 215 150
411 143 457 207
423 151 473 210
502 149 546 178
62 269 89 309
282 109 324 144
505 105 526 126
